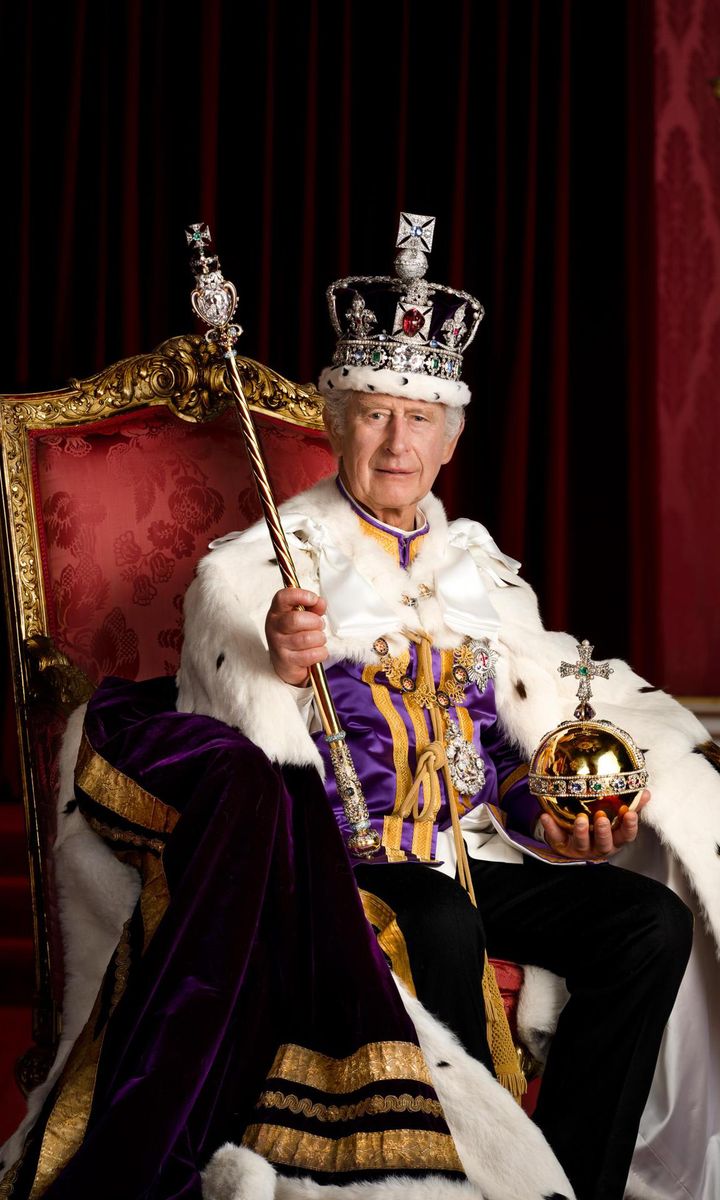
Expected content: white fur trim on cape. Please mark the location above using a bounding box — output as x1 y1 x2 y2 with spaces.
177 478 530 770
318 365 471 408
0 705 141 1179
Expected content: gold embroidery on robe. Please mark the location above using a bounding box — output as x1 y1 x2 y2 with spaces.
263 1040 433 1093
255 1090 443 1121
75 732 180 836
242 1125 464 1174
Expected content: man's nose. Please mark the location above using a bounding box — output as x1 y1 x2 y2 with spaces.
384 416 408 453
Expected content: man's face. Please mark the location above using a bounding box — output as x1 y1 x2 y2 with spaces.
324 392 463 529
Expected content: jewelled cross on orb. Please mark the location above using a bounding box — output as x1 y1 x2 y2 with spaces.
558 640 614 721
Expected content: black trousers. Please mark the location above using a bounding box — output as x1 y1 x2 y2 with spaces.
354 856 693 1200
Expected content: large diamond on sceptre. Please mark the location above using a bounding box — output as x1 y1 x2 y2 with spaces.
185 224 380 859
528 640 648 830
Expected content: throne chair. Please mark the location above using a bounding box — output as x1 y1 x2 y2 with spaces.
0 334 535 1126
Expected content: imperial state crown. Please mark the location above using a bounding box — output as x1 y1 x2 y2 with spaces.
319 212 484 408
528 641 648 831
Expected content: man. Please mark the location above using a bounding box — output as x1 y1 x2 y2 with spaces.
177 215 702 1200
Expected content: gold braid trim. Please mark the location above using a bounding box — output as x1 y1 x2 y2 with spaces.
359 890 417 997
256 1090 443 1121
362 662 411 859
455 705 477 815
75 732 180 836
85 814 165 854
27 921 135 1198
242 1124 464 1174
265 1041 434 1093
498 762 530 800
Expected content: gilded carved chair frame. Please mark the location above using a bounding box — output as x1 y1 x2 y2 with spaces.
0 333 326 1084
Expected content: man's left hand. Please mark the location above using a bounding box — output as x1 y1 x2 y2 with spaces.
539 789 651 860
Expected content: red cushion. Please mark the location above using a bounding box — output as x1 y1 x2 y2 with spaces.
30 406 335 683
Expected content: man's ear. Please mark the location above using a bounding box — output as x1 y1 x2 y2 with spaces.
441 413 465 465
322 409 343 457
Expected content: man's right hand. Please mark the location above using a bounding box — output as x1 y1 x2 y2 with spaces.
265 588 328 686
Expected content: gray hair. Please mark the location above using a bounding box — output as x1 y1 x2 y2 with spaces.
322 389 464 440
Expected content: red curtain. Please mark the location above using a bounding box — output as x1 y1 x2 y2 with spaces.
2 0 703 800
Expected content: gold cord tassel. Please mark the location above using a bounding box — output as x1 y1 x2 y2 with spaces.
407 631 527 1101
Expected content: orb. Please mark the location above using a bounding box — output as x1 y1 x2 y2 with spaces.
529 719 648 831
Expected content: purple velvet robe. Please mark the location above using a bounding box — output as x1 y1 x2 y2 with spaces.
6 677 464 1199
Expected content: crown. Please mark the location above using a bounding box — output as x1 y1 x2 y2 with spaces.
319 213 485 408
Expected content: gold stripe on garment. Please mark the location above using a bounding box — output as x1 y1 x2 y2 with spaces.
75 731 180 836
359 890 417 997
382 843 409 863
362 662 411 859
265 1041 434 1094
255 1090 443 1121
403 691 434 862
86 813 166 855
407 640 444 860
139 853 172 953
454 704 477 816
242 1124 464 1174
498 762 529 800
27 920 134 1198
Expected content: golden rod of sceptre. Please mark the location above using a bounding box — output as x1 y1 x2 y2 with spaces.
185 223 380 858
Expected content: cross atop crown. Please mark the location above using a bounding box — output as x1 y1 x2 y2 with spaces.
558 639 614 721
396 212 436 254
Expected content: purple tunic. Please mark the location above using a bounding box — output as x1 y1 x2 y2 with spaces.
313 487 541 866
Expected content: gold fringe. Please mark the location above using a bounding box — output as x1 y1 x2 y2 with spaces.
481 952 527 1102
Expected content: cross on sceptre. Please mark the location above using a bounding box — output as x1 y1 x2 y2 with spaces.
558 639 613 720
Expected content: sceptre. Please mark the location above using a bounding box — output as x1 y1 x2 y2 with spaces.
185 223 380 858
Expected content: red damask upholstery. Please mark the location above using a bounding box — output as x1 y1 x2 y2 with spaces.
31 406 334 684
